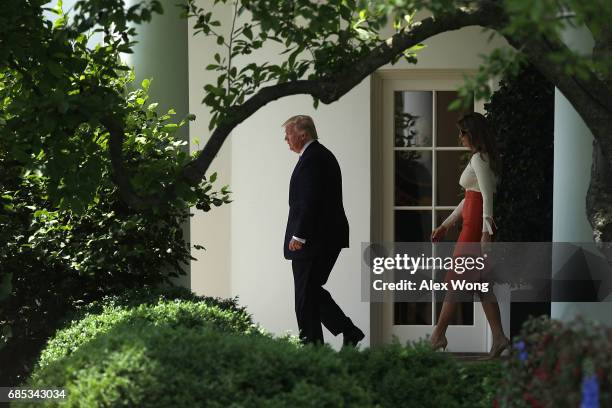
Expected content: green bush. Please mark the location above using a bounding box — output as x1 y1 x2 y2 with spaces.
36 287 259 371
342 344 502 408
0 75 231 385
23 292 502 408
68 285 249 320
485 65 554 243
497 316 611 407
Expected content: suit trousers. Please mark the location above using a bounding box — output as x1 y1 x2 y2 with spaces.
291 248 352 344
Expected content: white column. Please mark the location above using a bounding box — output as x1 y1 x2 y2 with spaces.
124 1 191 287
550 25 611 322
124 1 189 137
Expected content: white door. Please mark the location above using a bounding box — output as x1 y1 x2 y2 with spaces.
374 71 490 352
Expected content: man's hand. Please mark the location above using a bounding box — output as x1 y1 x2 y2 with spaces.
289 238 304 251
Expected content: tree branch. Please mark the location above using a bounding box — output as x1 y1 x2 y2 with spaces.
182 2 506 185
122 1 612 214
101 116 171 210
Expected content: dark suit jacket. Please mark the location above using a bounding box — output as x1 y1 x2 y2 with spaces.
284 140 349 260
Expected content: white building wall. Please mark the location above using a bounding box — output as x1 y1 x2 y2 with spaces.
187 2 508 348
188 2 235 299
229 84 371 342
552 90 593 243
550 25 612 323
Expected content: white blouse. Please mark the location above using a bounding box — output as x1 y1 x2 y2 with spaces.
441 152 497 234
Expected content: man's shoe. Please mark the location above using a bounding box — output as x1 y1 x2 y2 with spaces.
342 326 365 347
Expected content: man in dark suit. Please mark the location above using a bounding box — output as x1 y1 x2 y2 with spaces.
282 115 364 346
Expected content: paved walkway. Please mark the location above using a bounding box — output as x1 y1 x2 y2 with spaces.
445 352 510 363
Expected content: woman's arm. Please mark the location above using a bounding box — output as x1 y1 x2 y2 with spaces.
441 198 465 229
431 199 464 241
471 153 496 234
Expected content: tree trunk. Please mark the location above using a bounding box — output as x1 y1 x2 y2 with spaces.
587 24 612 246
587 129 612 244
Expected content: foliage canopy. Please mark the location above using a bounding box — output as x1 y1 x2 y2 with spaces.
2 0 611 213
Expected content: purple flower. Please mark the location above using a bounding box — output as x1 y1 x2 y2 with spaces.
514 341 528 362
580 374 599 408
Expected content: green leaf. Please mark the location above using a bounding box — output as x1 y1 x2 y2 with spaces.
243 26 253 40
447 99 462 111
408 43 426 52
53 16 67 29
162 124 178 132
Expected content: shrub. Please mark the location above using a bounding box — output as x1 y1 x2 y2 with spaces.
68 285 249 320
28 322 369 407
0 75 231 385
497 316 612 407
36 287 259 370
341 343 502 408
485 65 554 243
24 293 502 408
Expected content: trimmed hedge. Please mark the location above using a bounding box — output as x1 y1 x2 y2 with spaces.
342 344 501 408
22 289 502 408
36 286 260 371
28 328 500 408
67 285 250 321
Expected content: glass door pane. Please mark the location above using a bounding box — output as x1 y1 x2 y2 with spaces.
436 91 473 147
395 151 432 206
395 302 432 325
395 210 432 243
436 151 468 207
394 91 432 147
394 210 434 325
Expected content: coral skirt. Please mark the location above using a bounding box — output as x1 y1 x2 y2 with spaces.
457 190 486 244
444 190 492 286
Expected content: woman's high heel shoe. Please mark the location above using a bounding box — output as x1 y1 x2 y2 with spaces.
480 337 510 360
430 335 448 352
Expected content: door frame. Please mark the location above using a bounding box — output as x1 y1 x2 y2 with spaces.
369 69 499 350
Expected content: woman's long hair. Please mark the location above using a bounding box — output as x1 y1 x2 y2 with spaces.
457 112 500 175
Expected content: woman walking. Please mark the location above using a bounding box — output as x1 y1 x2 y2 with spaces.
430 112 510 358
